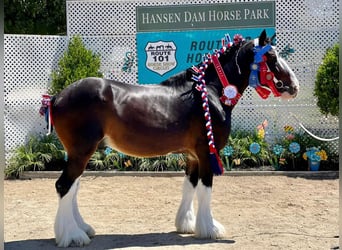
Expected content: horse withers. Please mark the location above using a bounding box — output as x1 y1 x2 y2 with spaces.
50 30 299 247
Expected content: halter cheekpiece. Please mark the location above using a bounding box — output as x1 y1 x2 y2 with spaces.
249 41 281 99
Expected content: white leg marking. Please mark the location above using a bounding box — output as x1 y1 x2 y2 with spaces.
195 180 225 239
54 177 91 247
72 178 95 237
175 176 196 233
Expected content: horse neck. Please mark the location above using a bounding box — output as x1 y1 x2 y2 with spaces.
203 43 254 98
225 43 254 95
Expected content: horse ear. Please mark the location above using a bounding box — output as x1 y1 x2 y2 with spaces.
259 30 267 45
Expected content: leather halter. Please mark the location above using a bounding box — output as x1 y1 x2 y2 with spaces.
249 43 281 99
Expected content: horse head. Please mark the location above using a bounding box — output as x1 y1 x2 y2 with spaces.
200 30 299 106
257 30 299 99
215 30 299 104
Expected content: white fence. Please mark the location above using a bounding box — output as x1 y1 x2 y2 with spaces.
4 0 339 159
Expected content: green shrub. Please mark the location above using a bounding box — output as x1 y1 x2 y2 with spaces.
88 149 135 171
314 44 339 116
139 154 186 171
5 133 65 178
49 35 103 95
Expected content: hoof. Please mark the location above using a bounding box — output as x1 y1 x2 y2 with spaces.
195 219 226 239
56 228 91 247
175 211 196 234
82 224 96 238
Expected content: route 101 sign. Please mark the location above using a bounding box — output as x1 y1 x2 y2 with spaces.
145 41 177 76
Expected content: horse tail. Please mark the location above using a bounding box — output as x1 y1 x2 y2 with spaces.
39 94 55 134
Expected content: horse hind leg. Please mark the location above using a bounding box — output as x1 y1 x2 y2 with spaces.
72 178 95 237
175 155 198 234
55 176 91 247
55 132 101 247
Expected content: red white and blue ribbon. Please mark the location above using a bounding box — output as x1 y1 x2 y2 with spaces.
249 43 281 98
191 34 244 175
39 94 53 135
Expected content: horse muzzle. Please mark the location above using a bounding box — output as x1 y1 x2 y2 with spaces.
276 80 299 99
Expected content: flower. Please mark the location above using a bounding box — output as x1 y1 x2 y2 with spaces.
307 151 321 161
249 142 261 154
104 147 113 155
285 133 295 140
273 144 284 156
289 142 300 154
284 125 295 141
303 147 328 162
257 128 265 139
284 125 294 133
223 146 234 156
279 158 286 165
233 158 241 165
317 150 328 161
124 159 132 168
256 120 268 140
118 151 126 158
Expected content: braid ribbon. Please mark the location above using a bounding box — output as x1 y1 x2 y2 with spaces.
191 34 244 175
196 82 224 175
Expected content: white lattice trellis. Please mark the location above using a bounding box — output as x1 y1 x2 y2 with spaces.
4 0 339 160
4 35 68 157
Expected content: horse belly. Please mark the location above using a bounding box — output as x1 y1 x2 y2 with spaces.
104 125 189 158
103 94 194 157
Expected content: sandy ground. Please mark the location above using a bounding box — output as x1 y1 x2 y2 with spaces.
4 175 339 250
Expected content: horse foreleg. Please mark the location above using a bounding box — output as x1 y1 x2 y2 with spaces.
195 178 225 239
175 175 197 233
55 177 91 247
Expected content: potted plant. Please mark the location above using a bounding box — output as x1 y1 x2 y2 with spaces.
303 147 328 171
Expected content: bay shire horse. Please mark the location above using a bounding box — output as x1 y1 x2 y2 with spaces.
51 30 299 247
